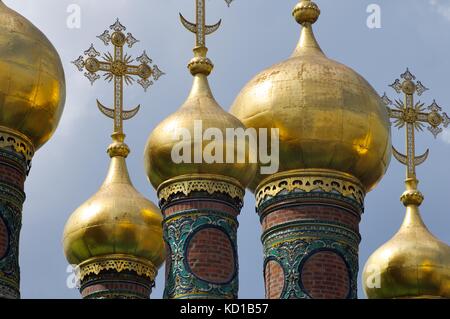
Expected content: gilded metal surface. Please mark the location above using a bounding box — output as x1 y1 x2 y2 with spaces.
382 69 450 179
230 0 391 192
78 254 157 281
65 20 165 271
363 72 450 299
63 152 165 268
158 174 244 203
72 19 164 134
363 180 450 299
145 0 256 190
0 126 34 165
0 2 65 150
255 169 365 208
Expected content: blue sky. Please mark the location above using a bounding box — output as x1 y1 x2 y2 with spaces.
5 0 450 299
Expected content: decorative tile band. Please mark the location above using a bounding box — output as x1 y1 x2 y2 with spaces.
0 126 35 173
258 175 363 299
78 255 158 299
0 149 27 299
255 169 365 208
158 174 244 207
78 255 158 282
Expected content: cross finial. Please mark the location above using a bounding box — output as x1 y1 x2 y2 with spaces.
383 69 450 180
72 19 164 138
179 1 233 76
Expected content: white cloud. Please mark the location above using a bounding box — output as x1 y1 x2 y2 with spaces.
429 0 450 20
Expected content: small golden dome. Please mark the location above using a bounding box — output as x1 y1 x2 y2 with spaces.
0 1 65 150
145 47 257 190
230 0 391 191
63 135 165 269
363 179 450 299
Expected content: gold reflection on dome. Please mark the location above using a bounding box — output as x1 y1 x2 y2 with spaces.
0 1 65 150
230 0 391 192
63 135 165 269
363 179 450 299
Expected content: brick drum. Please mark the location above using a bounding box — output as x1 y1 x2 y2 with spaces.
0 217 8 259
187 227 235 284
301 251 350 299
262 205 360 233
265 260 284 299
0 160 26 190
81 281 149 299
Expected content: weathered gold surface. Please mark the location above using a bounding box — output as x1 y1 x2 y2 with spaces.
255 169 365 208
363 180 450 299
145 1 256 190
63 142 165 269
230 0 391 192
145 72 257 189
0 1 65 150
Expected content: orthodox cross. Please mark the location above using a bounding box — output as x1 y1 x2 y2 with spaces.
382 69 450 179
180 0 234 47
72 19 164 134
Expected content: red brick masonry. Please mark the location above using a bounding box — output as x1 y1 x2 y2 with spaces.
301 251 350 299
187 227 235 284
260 195 361 299
265 260 284 299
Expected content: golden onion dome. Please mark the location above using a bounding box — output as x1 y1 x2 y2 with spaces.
230 0 391 192
0 1 65 150
63 134 165 269
145 47 257 190
363 179 450 299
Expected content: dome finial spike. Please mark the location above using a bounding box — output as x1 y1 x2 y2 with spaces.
292 0 324 56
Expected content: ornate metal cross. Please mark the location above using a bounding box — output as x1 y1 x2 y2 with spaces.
180 0 234 47
72 19 164 134
382 69 450 179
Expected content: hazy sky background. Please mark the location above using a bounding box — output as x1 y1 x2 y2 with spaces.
4 0 450 299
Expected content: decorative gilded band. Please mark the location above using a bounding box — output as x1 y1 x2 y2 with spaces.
0 126 35 168
158 174 244 203
255 169 365 208
78 255 157 281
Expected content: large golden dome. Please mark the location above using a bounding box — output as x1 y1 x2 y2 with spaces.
363 179 450 299
145 47 257 190
0 1 65 150
230 0 391 191
63 136 165 269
